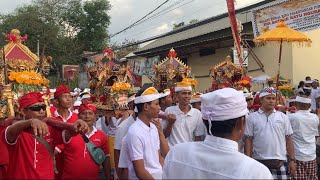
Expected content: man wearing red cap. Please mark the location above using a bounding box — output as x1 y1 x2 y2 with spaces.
2 92 89 179
52 85 79 178
61 103 111 179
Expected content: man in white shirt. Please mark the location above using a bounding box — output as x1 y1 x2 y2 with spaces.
244 87 295 180
162 79 205 147
125 87 163 179
163 88 273 179
114 99 136 177
310 80 319 113
288 96 319 179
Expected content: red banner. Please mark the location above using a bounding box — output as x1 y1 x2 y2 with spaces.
226 0 243 66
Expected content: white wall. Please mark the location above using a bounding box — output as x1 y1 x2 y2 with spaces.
187 42 293 92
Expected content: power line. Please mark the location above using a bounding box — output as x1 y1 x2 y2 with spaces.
134 0 195 27
109 0 170 38
116 0 207 43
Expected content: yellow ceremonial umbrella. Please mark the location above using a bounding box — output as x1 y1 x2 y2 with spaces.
254 21 312 91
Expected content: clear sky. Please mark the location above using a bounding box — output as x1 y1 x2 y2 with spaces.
0 0 263 44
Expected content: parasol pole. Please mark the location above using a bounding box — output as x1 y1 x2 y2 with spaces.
275 39 283 104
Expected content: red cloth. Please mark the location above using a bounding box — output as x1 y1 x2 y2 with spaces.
19 92 44 110
50 106 57 116
52 110 78 179
61 130 109 179
54 85 70 99
2 125 63 179
0 126 9 179
79 104 97 114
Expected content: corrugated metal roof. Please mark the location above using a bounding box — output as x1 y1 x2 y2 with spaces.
136 13 250 53
135 0 276 54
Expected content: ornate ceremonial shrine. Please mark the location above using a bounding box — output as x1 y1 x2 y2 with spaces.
86 48 133 116
0 29 50 119
153 48 192 89
210 56 251 91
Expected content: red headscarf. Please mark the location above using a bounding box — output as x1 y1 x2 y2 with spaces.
19 92 44 110
54 85 70 99
79 103 97 113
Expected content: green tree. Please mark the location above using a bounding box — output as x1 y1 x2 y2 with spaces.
76 0 111 51
112 39 139 59
0 0 111 72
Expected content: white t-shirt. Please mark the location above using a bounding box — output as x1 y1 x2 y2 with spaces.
245 109 293 160
118 135 129 168
126 118 162 179
288 110 319 161
162 105 205 147
311 88 318 111
95 116 108 135
114 115 135 150
163 135 273 179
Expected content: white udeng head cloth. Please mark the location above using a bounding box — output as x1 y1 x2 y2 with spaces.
174 80 192 92
134 87 161 104
294 96 311 104
259 87 276 98
160 89 171 98
201 88 248 121
127 94 136 103
190 93 202 104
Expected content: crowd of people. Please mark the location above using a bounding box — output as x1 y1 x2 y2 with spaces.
0 76 320 180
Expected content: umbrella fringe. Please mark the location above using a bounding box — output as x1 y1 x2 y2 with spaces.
253 41 312 47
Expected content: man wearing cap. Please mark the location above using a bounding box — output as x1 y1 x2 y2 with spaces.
288 96 319 179
159 89 173 113
2 92 88 179
162 88 273 179
49 89 58 115
61 103 111 179
310 80 319 113
114 95 136 176
162 80 205 147
125 87 163 179
52 85 79 179
80 92 93 104
244 87 295 179
190 93 202 111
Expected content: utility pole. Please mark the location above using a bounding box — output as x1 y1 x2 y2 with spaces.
37 39 40 58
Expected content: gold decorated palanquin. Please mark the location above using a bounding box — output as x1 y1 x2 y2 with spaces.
87 48 133 113
0 29 51 119
209 56 246 90
154 48 192 89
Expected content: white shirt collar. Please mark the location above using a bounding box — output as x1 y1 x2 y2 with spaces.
136 117 155 131
176 105 194 116
86 126 97 138
54 109 73 122
204 135 238 152
258 108 276 114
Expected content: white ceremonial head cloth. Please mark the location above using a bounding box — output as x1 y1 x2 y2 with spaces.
134 87 161 104
201 88 248 121
127 95 136 103
295 96 311 104
259 87 276 98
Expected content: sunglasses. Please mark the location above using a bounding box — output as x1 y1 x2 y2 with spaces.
26 105 47 111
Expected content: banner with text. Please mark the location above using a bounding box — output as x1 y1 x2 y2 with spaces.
252 0 320 36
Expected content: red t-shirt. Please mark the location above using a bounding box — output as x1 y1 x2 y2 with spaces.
0 126 9 178
50 106 58 116
2 125 63 179
52 110 78 179
61 128 109 179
